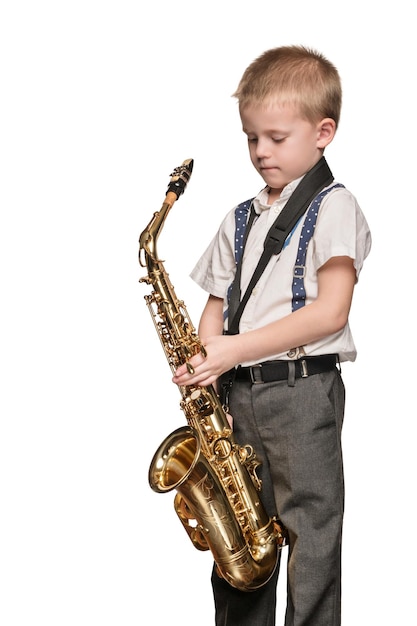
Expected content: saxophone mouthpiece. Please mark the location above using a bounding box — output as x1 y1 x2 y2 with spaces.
166 158 194 198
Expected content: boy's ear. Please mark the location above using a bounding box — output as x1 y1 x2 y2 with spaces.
317 118 336 148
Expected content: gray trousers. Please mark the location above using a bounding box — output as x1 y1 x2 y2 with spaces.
212 368 345 626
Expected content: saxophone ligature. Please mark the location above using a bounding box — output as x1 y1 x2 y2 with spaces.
138 159 287 591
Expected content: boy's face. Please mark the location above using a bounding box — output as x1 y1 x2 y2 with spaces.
240 101 335 203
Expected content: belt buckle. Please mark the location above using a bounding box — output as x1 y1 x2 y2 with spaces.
250 364 264 384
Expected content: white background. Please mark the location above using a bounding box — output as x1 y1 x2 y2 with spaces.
1 1 415 624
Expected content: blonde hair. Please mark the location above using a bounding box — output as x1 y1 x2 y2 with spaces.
233 45 342 127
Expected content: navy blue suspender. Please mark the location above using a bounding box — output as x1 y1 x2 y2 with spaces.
291 183 344 311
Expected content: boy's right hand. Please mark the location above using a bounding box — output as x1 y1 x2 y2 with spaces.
172 334 241 388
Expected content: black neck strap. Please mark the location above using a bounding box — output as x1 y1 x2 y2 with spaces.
227 156 334 335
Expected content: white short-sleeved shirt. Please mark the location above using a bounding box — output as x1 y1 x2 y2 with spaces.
190 177 372 365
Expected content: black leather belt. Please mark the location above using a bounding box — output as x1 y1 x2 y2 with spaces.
234 354 338 384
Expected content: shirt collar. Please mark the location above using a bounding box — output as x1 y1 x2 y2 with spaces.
252 175 304 214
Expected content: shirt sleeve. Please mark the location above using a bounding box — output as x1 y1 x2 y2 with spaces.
311 186 372 279
190 209 237 298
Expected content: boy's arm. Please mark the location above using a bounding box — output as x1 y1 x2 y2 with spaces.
173 256 356 387
198 294 224 340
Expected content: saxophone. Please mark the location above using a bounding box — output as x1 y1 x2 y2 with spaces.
139 159 286 591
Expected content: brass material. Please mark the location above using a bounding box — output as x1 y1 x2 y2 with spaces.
139 159 287 591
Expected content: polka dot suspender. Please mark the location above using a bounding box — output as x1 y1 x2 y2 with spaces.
234 198 255 265
226 199 255 319
291 183 343 311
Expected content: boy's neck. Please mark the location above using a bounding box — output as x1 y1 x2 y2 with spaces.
267 187 283 204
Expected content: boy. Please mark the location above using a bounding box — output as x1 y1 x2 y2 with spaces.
173 45 371 626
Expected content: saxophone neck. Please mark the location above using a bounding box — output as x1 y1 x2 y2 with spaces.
139 200 172 267
138 159 193 269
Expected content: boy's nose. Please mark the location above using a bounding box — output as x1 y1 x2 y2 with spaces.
255 138 270 159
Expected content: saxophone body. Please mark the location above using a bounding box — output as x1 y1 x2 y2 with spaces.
139 159 286 591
